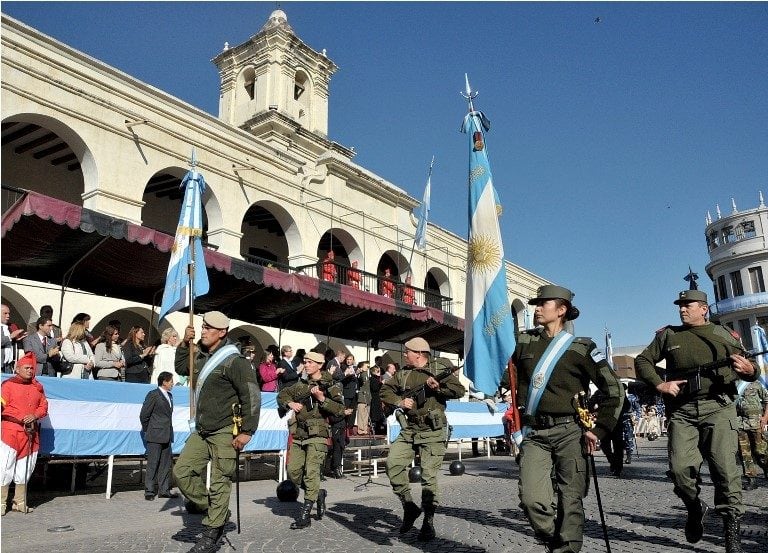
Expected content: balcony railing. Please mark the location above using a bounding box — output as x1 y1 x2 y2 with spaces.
710 292 768 316
294 261 453 312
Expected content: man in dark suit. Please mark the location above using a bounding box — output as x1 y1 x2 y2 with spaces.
21 316 59 376
140 371 178 500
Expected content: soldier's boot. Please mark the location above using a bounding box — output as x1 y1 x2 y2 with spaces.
625 451 632 464
316 489 327 520
744 477 758 491
399 500 423 534
1 485 9 516
11 484 33 513
290 500 314 529
187 525 224 553
724 516 743 553
684 498 708 543
417 504 436 542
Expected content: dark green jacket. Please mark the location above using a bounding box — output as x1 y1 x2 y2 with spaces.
277 372 345 441
175 339 260 435
635 323 759 406
380 364 465 433
513 328 623 441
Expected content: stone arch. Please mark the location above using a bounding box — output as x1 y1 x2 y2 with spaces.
240 200 301 269
424 267 451 310
1 113 95 203
91 306 162 344
377 250 408 281
0 288 37 330
293 68 312 124
229 324 278 361
317 228 363 276
141 167 223 249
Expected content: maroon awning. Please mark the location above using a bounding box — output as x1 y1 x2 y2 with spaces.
1 191 464 353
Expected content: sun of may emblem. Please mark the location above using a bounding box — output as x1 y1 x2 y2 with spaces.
468 234 500 273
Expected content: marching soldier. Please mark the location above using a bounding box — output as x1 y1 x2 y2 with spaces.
277 351 345 529
515 286 623 553
735 380 768 490
380 337 465 542
635 290 759 552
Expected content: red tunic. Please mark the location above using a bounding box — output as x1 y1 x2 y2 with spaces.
322 261 337 282
402 286 415 304
1 375 48 458
380 279 395 298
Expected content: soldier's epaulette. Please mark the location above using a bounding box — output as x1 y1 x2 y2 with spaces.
517 329 540 344
712 323 742 344
655 325 670 335
569 337 594 357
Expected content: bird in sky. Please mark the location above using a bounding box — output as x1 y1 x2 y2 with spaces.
594 17 602 24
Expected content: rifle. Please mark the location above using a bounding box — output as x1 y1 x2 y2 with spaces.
385 365 461 422
231 403 242 534
573 391 612 553
664 348 767 395
277 380 334 418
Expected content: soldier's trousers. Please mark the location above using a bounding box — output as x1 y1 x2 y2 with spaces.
737 429 768 477
518 422 588 553
287 439 326 502
387 431 445 507
173 429 236 528
667 400 743 518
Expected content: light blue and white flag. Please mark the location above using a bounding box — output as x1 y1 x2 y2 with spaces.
461 75 516 396
605 328 614 369
751 324 768 388
414 158 433 251
158 151 210 321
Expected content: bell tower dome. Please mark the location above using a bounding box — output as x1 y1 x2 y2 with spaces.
212 9 337 138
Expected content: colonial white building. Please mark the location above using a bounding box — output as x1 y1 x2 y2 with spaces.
1 10 548 364
704 193 768 347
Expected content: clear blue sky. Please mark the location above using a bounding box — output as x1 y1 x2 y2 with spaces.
4 2 767 347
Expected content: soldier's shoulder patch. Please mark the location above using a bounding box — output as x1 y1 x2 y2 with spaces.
655 325 671 335
590 349 606 363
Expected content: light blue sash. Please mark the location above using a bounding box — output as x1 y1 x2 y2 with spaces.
188 343 240 432
736 379 749 396
519 330 575 442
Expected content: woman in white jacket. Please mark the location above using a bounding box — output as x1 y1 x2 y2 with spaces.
150 327 182 385
61 322 94 379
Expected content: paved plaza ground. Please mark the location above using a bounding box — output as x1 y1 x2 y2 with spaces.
1 437 766 552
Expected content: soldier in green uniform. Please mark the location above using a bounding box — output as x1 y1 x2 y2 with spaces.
735 380 768 490
635 290 759 553
381 336 465 542
173 311 261 553
277 351 345 529
515 285 623 553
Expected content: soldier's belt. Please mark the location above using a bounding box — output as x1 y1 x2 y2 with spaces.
523 414 575 429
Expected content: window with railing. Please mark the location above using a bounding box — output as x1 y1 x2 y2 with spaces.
709 220 757 249
717 275 728 300
730 270 744 297
740 220 757 239
721 226 735 244
749 266 766 293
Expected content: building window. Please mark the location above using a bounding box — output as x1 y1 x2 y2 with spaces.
721 226 735 244
708 230 720 249
730 270 744 297
740 220 757 239
717 275 728 300
749 267 766 293
737 319 752 349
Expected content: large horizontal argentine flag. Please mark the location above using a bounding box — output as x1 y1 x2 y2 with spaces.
1 375 288 456
158 152 210 321
461 76 516 396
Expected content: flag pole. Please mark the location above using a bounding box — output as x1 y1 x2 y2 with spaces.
406 156 434 279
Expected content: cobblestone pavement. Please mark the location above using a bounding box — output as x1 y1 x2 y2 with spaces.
2 438 766 552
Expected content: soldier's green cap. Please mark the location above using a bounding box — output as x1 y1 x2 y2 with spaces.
674 290 708 305
528 285 574 305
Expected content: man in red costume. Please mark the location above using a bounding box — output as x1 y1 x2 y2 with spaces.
347 260 361 289
402 275 416 305
322 251 337 282
1 351 48 515
380 268 395 298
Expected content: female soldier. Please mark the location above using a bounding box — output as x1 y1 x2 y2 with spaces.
514 285 623 553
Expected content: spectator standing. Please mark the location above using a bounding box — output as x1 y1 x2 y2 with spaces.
382 362 398 383
139 371 178 501
369 365 385 435
258 350 280 392
123 326 155 384
356 361 372 434
321 251 337 282
151 328 182 385
1 304 26 374
71 313 99 349
60 322 95 380
93 326 125 381
22 317 59 377
277 345 299 390
347 260 361 289
340 354 358 433
1 352 48 515
292 348 306 369
38 305 62 375
379 268 395 298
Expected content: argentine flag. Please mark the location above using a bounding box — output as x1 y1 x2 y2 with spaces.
461 77 516 396
158 153 210 321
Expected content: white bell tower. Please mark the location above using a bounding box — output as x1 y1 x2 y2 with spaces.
212 9 337 138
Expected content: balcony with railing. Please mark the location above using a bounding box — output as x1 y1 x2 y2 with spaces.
710 292 768 316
